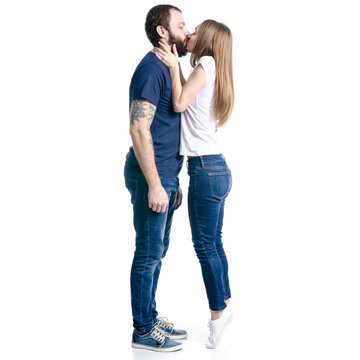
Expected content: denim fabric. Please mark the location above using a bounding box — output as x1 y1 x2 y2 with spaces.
187 154 232 311
124 161 179 335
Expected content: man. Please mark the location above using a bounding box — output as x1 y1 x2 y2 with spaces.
124 5 189 352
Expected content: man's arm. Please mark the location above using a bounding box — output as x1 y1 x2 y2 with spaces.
129 98 169 213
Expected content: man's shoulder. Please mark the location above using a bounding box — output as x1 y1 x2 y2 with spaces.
135 52 167 75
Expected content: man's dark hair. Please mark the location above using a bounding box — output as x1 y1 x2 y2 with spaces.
145 4 181 47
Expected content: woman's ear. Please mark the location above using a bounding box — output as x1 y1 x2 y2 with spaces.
156 25 168 39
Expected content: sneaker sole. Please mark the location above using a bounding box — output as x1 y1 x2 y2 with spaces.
132 342 183 352
169 333 188 340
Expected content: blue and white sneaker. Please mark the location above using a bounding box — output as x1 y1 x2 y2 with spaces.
155 317 188 340
132 325 183 352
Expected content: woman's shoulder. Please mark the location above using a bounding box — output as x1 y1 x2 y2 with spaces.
197 56 215 65
196 56 215 79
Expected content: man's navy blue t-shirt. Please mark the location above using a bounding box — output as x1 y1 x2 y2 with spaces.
126 52 183 178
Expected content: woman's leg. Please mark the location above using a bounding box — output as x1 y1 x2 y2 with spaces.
215 199 232 302
187 160 232 313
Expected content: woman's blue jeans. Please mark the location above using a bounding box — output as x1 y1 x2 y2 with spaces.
187 154 232 311
124 161 179 335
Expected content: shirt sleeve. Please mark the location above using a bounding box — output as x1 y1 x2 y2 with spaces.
130 63 164 107
196 56 215 81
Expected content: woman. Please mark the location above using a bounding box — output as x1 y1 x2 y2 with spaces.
154 19 235 349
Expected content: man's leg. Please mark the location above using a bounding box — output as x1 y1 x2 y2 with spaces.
150 177 179 323
130 194 169 334
124 164 166 335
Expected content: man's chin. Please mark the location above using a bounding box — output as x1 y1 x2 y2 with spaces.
176 44 188 57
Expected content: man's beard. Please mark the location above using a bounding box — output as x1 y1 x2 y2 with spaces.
168 32 188 57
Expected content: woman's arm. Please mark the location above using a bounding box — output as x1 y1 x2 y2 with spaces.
168 59 206 112
154 42 206 112
179 63 186 86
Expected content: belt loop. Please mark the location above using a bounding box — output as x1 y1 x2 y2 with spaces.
200 156 204 168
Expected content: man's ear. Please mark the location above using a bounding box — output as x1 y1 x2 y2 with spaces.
156 25 168 39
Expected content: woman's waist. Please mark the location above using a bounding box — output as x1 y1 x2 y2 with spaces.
186 154 229 168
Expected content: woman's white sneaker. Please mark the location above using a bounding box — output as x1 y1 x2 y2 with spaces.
205 303 235 349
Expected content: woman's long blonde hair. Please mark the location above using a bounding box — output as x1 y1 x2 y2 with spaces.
190 20 234 127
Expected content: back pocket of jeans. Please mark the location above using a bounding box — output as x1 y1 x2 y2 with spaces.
125 176 138 204
208 171 232 199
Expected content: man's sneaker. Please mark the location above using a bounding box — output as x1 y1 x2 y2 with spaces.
132 325 183 352
205 303 236 349
155 317 188 340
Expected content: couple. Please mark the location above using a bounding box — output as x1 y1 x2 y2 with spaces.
124 4 234 352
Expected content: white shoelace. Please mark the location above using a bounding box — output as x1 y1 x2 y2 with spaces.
157 317 174 330
207 320 214 343
151 326 167 344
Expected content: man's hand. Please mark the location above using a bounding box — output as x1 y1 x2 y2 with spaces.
175 186 183 210
148 184 169 213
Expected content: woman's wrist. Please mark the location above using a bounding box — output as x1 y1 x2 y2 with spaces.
169 63 179 73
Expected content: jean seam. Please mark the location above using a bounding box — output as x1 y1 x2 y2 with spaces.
138 210 150 327
201 166 226 170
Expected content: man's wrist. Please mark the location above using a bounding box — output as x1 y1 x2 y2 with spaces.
148 179 162 188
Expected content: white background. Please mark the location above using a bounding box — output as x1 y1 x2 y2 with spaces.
1 0 359 359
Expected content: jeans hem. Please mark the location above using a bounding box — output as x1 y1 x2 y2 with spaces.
133 325 153 336
210 303 227 311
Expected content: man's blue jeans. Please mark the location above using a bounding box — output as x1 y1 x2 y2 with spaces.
124 161 179 335
187 154 232 311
